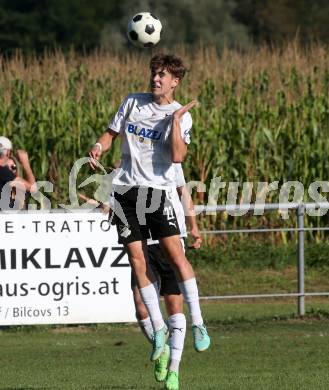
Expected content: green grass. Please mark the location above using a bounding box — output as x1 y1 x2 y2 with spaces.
0 301 329 389
195 266 329 296
188 242 329 297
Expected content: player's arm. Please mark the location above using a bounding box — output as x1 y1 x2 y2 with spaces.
89 95 130 169
89 129 118 170
186 214 202 249
171 100 197 163
177 185 202 249
171 117 187 163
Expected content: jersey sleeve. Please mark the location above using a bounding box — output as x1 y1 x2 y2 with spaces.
180 112 192 144
174 164 186 188
108 95 132 134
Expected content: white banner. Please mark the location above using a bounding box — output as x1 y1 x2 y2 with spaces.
0 210 136 325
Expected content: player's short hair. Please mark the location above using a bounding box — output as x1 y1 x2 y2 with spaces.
150 54 187 80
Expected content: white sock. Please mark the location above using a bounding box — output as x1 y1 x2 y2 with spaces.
178 278 203 326
138 316 154 344
169 359 180 373
154 281 161 303
139 283 165 331
168 313 186 373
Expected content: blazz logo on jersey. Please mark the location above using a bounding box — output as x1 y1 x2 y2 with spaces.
127 124 162 141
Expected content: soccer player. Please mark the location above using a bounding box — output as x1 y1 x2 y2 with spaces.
89 53 210 368
132 163 202 390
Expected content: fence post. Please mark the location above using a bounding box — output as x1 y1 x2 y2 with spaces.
297 204 305 316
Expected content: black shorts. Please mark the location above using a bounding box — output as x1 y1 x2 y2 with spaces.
114 186 180 244
131 243 182 296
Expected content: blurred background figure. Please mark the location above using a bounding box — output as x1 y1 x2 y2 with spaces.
0 136 36 210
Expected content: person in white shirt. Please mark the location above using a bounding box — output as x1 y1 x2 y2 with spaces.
89 53 210 390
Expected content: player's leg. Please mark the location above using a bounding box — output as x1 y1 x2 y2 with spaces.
144 244 171 383
159 261 185 390
159 236 210 352
150 244 185 389
131 277 154 343
164 294 185 390
131 266 172 384
147 189 210 353
114 187 168 360
125 240 168 360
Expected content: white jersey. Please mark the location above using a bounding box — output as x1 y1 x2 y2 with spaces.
147 163 187 245
109 93 192 190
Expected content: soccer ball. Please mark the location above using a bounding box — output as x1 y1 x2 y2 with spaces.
127 12 162 48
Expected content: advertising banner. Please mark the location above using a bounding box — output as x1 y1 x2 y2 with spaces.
0 211 136 325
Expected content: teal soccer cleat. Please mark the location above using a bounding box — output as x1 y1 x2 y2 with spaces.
192 324 211 352
150 325 169 361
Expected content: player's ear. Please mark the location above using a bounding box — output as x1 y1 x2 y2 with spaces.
171 77 179 89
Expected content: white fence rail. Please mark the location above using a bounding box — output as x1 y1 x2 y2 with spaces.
195 202 329 316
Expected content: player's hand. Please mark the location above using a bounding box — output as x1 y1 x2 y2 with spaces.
173 100 198 121
88 144 102 170
189 227 203 249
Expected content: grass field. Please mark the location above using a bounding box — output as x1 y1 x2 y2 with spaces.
0 300 329 390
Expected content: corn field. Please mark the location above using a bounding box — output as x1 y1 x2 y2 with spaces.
0 43 329 240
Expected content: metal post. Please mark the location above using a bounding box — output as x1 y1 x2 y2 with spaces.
297 204 305 316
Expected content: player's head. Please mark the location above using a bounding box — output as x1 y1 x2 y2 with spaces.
0 136 12 160
149 54 187 100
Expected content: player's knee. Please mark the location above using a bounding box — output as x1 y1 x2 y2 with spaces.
163 242 188 267
129 255 147 273
168 253 188 270
165 294 184 316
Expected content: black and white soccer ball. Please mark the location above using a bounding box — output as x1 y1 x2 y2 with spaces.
127 12 162 48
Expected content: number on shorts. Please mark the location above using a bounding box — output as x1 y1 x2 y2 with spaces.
164 206 175 221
